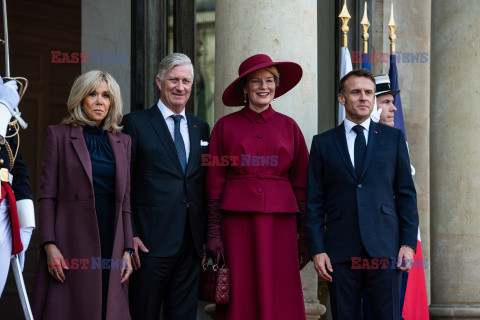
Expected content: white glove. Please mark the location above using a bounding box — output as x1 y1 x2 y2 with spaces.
370 97 382 122
0 80 19 108
17 227 33 270
370 107 382 122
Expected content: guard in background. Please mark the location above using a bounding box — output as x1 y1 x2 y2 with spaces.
0 77 35 298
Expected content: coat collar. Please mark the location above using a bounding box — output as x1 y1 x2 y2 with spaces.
240 105 275 123
107 131 127 205
147 105 200 177
185 113 200 177
70 126 128 204
70 126 93 185
332 123 357 181
358 121 381 181
332 121 382 182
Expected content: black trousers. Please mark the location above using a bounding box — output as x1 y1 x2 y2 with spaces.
328 248 402 320
129 225 201 320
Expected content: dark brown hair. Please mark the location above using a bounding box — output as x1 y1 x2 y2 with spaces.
338 68 375 96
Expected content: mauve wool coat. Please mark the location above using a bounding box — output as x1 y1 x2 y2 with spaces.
31 124 134 320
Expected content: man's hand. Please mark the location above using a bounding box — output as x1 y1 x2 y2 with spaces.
397 246 415 272
313 252 333 282
132 237 149 270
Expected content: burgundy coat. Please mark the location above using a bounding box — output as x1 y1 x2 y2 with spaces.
31 124 134 320
206 106 309 212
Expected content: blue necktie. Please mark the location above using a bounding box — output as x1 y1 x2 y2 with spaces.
171 115 187 172
353 125 366 178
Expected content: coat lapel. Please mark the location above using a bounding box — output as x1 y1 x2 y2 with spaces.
358 121 380 181
332 123 357 181
70 127 93 185
147 106 185 176
185 113 199 177
107 132 127 206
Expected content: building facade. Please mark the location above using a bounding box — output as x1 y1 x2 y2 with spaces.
1 0 478 319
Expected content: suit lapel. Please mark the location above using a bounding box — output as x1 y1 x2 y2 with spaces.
147 106 185 176
107 132 127 208
70 127 93 185
358 121 380 181
332 123 357 181
185 113 199 177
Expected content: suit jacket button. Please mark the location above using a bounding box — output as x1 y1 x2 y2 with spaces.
0 159 4 164
74 194 79 200
358 184 363 188
257 188 263 193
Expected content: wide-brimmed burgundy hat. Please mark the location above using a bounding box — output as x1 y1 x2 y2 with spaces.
222 54 303 107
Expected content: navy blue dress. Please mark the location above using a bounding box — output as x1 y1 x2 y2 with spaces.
83 125 116 320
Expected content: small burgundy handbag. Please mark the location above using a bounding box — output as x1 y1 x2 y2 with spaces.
199 251 231 304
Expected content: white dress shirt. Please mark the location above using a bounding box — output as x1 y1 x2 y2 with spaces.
157 100 190 162
344 118 370 168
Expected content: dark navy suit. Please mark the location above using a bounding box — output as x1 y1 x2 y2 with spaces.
122 105 209 320
306 121 418 319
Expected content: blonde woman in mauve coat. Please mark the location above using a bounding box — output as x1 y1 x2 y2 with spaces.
31 71 133 320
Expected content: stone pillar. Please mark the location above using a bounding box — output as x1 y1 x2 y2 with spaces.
214 0 318 146
210 0 325 318
430 1 480 319
82 0 131 113
370 0 432 301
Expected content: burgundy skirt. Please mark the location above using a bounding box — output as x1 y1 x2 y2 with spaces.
215 212 306 320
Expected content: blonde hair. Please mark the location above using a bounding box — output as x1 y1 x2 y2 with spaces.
62 70 123 132
264 66 280 86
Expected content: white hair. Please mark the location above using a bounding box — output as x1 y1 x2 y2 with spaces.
156 53 194 81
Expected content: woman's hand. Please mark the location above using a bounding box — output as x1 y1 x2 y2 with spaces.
44 244 69 283
120 251 133 283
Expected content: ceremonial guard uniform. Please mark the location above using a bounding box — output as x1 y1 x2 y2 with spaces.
0 91 35 298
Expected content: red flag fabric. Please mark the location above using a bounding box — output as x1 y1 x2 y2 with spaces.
402 231 429 320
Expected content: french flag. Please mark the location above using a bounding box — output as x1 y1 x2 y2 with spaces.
402 230 429 319
390 53 429 320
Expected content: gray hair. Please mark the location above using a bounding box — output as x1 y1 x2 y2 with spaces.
156 53 194 81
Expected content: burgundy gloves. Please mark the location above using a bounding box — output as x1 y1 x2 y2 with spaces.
206 199 309 269
206 200 224 258
297 200 310 270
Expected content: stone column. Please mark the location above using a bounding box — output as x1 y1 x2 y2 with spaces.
214 0 318 146
430 1 480 319
370 0 432 301
82 0 131 113
209 0 325 319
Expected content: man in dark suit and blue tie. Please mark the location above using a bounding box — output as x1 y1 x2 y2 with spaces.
122 53 210 320
306 69 419 319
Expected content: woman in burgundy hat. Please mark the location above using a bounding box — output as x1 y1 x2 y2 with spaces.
206 54 309 320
